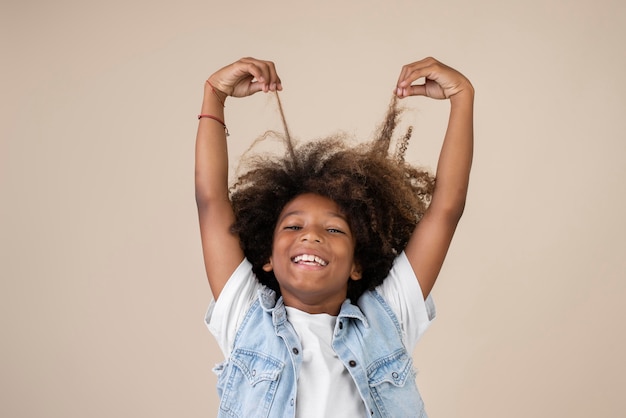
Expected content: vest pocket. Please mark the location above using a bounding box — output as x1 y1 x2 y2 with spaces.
217 348 284 418
367 349 415 386
367 350 426 417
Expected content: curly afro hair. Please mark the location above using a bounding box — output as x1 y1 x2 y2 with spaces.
230 94 434 303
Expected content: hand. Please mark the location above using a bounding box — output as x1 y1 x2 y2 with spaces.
395 57 473 100
207 57 282 98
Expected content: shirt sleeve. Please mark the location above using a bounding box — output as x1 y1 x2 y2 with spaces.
375 251 436 352
204 258 260 358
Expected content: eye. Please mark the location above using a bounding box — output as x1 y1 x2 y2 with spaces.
327 228 345 234
284 225 302 231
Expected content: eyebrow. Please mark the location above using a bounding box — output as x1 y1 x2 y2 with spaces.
278 210 348 223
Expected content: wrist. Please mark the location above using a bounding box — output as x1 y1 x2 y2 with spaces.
200 96 226 116
204 80 228 107
449 84 474 105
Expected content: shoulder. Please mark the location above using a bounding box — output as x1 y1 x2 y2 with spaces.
371 252 436 349
205 258 263 356
376 252 424 302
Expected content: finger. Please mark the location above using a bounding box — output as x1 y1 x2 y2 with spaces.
401 62 440 88
395 68 430 97
409 84 428 97
228 58 283 96
246 79 265 95
395 83 427 98
396 57 435 88
238 57 269 85
395 64 411 90
254 61 272 92
263 60 282 91
242 58 280 92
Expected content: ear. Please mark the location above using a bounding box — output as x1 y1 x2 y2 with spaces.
349 262 362 281
262 258 273 272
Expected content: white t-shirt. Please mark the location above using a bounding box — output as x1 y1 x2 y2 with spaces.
285 306 366 417
205 251 436 417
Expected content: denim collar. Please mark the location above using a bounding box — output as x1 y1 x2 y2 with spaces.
257 287 369 329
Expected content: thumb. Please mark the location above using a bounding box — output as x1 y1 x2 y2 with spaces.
407 84 428 97
396 83 427 98
230 77 262 97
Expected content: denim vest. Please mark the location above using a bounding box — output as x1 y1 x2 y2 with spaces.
213 287 427 418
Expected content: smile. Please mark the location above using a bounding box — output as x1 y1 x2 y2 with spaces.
292 254 328 266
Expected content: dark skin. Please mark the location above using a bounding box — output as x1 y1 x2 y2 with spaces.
262 193 362 314
195 57 473 314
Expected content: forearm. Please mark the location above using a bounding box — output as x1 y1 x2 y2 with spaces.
195 82 230 205
431 87 474 219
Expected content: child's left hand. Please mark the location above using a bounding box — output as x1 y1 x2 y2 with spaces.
395 57 473 100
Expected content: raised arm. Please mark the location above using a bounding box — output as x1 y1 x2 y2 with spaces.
195 57 282 299
395 57 474 299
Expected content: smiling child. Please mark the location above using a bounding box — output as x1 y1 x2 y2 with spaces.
195 56 473 418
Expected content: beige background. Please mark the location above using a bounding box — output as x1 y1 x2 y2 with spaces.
2 0 625 417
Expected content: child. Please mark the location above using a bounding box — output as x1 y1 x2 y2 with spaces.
195 57 473 418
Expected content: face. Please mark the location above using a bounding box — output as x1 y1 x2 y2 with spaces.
263 193 362 314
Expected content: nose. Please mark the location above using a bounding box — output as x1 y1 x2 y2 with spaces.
300 228 322 243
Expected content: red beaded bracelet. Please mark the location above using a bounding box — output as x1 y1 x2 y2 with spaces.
198 114 229 136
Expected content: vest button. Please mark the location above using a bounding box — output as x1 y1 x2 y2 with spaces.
392 371 398 379
292 347 299 355
349 360 357 367
338 321 343 329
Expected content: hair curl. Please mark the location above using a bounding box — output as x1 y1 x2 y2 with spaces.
230 95 434 303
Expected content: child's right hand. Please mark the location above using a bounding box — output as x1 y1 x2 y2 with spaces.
394 57 473 101
207 57 282 98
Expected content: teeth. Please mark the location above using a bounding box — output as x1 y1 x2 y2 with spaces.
293 254 328 266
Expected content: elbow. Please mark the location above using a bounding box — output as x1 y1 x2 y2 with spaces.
450 200 466 224
195 187 232 219
450 190 467 221
194 176 210 209
442 201 466 227
195 186 226 212
195 188 209 210
430 192 467 225
194 170 227 210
